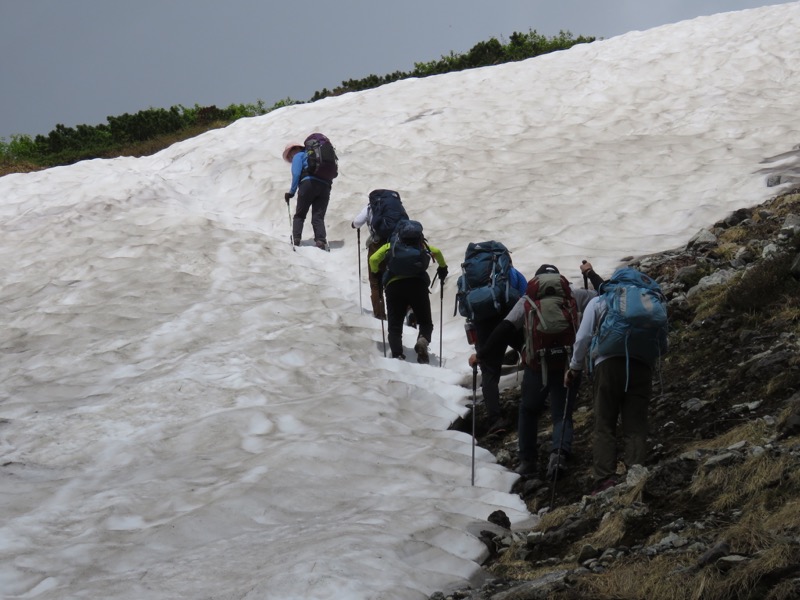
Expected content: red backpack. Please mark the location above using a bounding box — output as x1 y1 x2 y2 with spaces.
521 269 579 381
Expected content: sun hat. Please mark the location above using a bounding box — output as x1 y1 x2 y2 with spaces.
282 142 303 163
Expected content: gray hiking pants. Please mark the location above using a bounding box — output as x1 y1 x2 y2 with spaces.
293 178 331 243
592 357 652 480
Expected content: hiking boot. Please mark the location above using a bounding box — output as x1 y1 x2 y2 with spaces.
546 452 568 480
502 349 519 365
414 337 429 364
516 460 537 477
392 353 406 360
293 237 301 246
315 239 327 250
590 477 618 496
486 417 510 436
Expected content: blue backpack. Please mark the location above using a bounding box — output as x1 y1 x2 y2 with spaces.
368 189 409 242
455 241 521 320
385 220 431 281
591 267 669 369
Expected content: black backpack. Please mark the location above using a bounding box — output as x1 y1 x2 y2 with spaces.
368 189 409 242
304 133 338 181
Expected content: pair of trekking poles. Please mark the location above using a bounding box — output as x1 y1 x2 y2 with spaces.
356 229 444 366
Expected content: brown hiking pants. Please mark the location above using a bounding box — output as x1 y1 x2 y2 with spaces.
367 240 386 319
592 357 652 480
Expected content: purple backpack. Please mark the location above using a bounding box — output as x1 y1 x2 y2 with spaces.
304 133 338 181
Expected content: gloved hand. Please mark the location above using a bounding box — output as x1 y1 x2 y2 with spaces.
564 368 580 388
436 266 448 282
284 192 294 204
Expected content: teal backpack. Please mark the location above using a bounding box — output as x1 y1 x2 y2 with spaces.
591 267 669 372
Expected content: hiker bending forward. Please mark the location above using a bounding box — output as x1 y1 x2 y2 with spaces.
369 221 447 363
565 266 669 494
283 141 334 249
472 263 603 479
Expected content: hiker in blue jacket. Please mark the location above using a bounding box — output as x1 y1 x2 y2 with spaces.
283 142 332 249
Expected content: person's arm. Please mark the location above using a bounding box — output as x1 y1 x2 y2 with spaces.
569 296 600 371
352 204 369 229
369 243 390 273
426 244 447 268
476 297 526 361
580 261 605 291
510 267 527 296
288 152 305 195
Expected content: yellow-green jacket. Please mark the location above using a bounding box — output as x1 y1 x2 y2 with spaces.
369 241 447 288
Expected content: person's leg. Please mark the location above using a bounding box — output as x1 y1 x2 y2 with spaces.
620 360 652 469
407 279 433 343
592 358 624 481
367 241 386 319
292 180 313 242
384 282 408 358
475 316 505 421
518 366 547 474
309 180 331 244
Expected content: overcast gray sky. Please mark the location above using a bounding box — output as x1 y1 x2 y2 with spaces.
1 0 795 140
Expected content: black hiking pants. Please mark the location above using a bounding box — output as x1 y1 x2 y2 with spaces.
475 315 507 421
384 277 433 357
293 178 331 243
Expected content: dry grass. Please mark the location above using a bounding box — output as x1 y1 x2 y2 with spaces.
717 225 752 245
684 420 770 452
579 555 693 600
490 549 571 581
578 542 800 600
585 511 628 549
536 505 575 532
690 453 789 511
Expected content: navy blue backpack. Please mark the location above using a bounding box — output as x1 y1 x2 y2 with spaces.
368 189 409 242
455 241 521 320
384 220 431 282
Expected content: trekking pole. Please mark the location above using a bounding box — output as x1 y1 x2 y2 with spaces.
380 285 387 357
439 276 444 368
581 259 588 289
550 375 573 507
287 201 295 252
357 228 363 314
471 362 478 486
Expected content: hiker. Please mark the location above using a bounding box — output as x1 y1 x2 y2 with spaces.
565 266 669 494
351 189 409 320
456 241 528 434
368 220 447 363
470 262 605 479
282 134 337 250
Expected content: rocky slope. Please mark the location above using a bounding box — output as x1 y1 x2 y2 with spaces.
436 188 800 600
